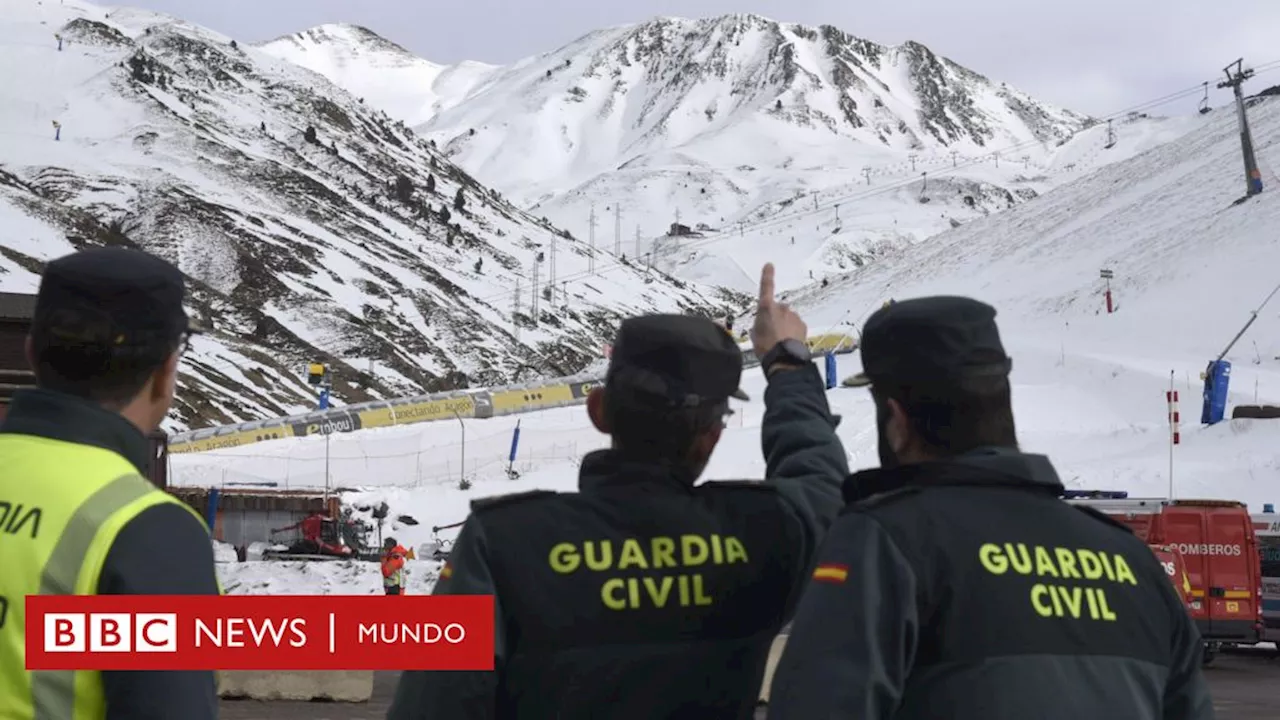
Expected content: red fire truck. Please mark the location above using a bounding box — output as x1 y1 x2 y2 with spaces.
1066 491 1263 664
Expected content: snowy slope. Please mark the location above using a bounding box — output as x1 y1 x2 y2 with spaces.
637 108 1215 293
778 95 1280 364
0 0 739 430
189 95 1280 595
256 24 497 127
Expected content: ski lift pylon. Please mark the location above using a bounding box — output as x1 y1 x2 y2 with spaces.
1198 82 1211 115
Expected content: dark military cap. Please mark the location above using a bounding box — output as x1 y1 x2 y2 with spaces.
843 296 1011 388
607 314 750 406
34 246 201 349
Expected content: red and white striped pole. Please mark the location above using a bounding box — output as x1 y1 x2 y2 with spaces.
1167 371 1179 497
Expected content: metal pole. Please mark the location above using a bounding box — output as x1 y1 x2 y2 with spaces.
1218 59 1262 197
1214 281 1280 362
454 411 465 487
1168 371 1174 499
324 427 331 505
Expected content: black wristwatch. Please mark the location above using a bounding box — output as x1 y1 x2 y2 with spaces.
760 338 812 376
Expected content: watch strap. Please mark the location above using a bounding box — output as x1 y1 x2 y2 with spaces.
761 339 811 375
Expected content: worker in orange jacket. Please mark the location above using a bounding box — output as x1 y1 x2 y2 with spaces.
381 538 408 595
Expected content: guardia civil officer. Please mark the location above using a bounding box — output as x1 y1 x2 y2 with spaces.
0 247 220 720
389 263 847 719
767 296 1213 720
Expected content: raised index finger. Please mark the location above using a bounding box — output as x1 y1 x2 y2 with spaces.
758 263 776 309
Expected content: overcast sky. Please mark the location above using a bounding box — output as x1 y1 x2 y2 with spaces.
128 0 1278 116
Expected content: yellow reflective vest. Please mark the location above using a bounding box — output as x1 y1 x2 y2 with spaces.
0 433 211 720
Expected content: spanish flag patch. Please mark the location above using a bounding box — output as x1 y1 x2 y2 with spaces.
440 562 453 580
812 563 849 584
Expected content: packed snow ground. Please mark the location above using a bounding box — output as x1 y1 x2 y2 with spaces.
200 93 1280 594
204 346 1280 595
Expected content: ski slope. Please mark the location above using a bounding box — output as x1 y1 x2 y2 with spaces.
200 93 1280 595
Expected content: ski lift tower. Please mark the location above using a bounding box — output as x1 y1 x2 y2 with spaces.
1217 59 1264 198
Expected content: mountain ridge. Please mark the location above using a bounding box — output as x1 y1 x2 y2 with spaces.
256 24 499 127
259 14 1101 294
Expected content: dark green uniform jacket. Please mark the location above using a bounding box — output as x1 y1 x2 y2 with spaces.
388 364 846 719
767 447 1215 720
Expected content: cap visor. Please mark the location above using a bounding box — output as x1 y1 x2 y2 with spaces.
840 373 871 388
730 387 750 401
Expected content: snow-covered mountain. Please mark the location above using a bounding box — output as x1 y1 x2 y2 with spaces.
0 0 739 431
266 15 1178 293
417 15 1090 196
256 24 497 127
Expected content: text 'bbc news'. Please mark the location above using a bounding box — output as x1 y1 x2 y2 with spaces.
25 594 494 671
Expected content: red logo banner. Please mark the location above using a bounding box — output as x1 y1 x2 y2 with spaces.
24 595 494 671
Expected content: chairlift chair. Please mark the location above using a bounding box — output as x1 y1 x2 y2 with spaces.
917 172 931 204
1198 82 1211 115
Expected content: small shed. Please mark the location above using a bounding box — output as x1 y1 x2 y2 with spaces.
167 486 342 551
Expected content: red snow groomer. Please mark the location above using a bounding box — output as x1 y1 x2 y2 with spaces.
268 512 355 560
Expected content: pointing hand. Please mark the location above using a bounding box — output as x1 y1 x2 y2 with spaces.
750 263 807 359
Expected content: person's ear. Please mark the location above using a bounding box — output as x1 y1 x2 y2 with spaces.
586 388 609 433
886 397 912 455
151 350 180 402
693 423 723 460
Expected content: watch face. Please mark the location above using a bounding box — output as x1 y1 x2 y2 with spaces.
783 338 812 360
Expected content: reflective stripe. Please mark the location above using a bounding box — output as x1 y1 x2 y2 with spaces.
31 474 155 720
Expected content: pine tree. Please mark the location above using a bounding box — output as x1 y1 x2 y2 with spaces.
439 205 451 224
425 174 436 193
454 188 466 211
304 125 317 144
394 174 414 204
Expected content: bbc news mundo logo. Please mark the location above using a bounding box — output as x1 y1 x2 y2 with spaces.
25 595 493 671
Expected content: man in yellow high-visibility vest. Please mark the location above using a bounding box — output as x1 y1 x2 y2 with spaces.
0 247 220 720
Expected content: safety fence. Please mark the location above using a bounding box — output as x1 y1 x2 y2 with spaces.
171 399 754 492
171 438 590 491
169 333 857 456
